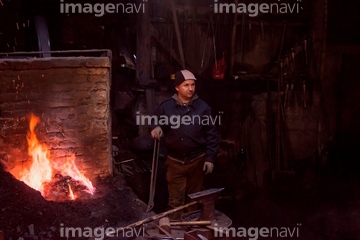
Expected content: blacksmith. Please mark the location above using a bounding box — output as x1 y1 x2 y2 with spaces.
150 70 218 219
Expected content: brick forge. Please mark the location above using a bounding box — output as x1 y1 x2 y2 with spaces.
0 56 112 181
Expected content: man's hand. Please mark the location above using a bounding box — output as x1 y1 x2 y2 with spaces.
203 162 214 174
151 126 163 140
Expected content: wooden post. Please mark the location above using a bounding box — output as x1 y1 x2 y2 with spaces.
136 0 151 85
136 1 156 137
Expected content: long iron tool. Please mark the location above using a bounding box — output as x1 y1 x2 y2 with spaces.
146 138 160 212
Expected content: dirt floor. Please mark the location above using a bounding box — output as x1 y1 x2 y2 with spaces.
213 172 360 239
1 151 360 240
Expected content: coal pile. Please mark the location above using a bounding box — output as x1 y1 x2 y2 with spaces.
0 163 151 240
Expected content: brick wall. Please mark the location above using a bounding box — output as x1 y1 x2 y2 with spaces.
0 57 112 179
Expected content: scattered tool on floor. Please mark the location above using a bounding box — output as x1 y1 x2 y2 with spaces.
111 201 197 238
108 188 229 239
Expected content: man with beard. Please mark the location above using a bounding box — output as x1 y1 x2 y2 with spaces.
151 70 218 219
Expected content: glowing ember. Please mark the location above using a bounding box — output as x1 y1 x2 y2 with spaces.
8 113 95 200
54 154 95 195
68 184 76 200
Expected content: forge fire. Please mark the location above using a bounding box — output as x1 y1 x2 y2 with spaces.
3 113 95 202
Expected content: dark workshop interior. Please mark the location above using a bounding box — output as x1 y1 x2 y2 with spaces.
0 0 360 239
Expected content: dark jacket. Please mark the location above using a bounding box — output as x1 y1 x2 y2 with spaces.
152 94 218 163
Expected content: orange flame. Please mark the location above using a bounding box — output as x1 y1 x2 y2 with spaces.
8 113 95 200
10 114 53 193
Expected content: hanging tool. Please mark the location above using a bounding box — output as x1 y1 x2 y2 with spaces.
248 20 252 50
213 14 227 79
182 10 187 52
286 51 296 108
210 14 227 80
146 138 160 212
303 77 307 108
303 37 308 65
280 96 295 171
266 75 275 170
189 8 196 65
239 14 246 64
230 0 238 75
300 58 308 108
278 22 287 60
284 53 296 108
210 14 218 70
291 49 301 108
276 60 283 172
283 55 290 108
269 23 275 60
212 52 226 80
169 28 173 61
201 20 211 69
168 17 173 62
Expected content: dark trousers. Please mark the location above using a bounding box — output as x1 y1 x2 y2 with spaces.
165 156 205 219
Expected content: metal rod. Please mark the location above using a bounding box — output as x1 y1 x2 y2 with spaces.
146 139 160 212
170 221 211 226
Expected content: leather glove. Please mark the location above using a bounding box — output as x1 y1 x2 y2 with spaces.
151 126 163 140
203 162 214 175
